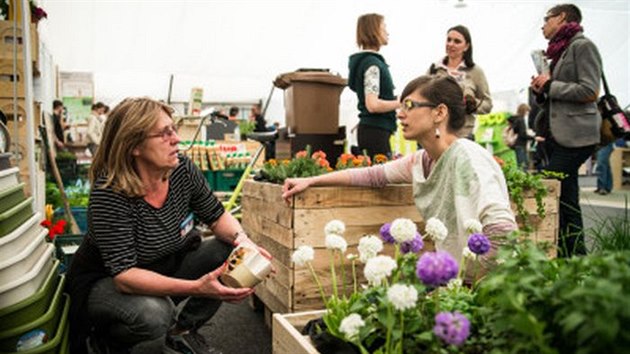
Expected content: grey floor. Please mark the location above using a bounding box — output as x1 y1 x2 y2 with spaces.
200 175 628 354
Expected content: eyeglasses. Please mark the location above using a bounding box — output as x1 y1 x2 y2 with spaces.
146 124 178 141
543 13 560 22
401 99 437 112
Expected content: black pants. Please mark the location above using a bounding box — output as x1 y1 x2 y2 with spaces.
357 124 392 159
544 139 595 257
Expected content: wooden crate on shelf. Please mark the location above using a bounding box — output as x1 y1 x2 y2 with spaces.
0 21 39 64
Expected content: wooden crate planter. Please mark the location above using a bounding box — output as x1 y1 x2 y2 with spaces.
242 181 424 314
272 310 324 354
512 179 560 258
242 179 560 314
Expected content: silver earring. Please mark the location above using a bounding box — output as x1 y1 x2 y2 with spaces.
435 127 441 138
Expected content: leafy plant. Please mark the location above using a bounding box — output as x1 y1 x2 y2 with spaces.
586 199 630 254
238 120 256 136
498 159 564 231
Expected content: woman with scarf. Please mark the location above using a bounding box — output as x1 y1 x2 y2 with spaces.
530 3 602 257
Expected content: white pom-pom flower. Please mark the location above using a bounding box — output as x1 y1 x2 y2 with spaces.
447 278 463 290
387 284 418 311
389 218 417 243
358 235 383 263
325 233 348 253
324 219 346 236
425 217 448 242
462 246 477 260
364 255 397 286
339 313 365 340
291 246 314 267
464 219 483 234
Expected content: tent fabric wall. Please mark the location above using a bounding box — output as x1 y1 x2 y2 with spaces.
38 0 629 132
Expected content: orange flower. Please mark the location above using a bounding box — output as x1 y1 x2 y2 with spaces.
374 154 388 164
312 151 327 160
282 159 291 165
493 156 505 167
296 150 308 158
317 158 330 168
352 158 363 166
267 159 278 166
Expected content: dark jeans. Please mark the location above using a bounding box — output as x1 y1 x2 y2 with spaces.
87 237 233 353
357 124 392 159
544 140 595 257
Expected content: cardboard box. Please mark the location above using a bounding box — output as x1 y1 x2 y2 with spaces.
276 71 346 135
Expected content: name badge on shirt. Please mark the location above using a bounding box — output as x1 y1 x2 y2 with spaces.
180 213 194 237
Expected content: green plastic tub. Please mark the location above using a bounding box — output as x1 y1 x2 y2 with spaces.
57 322 69 354
0 197 34 238
0 261 61 331
0 183 26 215
0 295 69 354
0 290 69 353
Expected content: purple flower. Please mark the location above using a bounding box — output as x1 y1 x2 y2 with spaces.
400 232 424 254
467 233 490 255
416 251 459 287
379 222 395 244
433 311 470 346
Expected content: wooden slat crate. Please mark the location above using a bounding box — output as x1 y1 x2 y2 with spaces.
242 179 560 314
512 179 560 258
272 310 324 354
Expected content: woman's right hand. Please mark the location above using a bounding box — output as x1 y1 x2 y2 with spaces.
196 263 254 303
282 177 311 204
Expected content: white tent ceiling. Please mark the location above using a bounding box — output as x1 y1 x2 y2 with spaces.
39 0 629 128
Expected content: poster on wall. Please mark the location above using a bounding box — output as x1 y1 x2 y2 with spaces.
59 71 94 125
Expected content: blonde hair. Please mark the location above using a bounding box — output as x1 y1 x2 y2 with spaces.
356 13 384 49
89 97 174 197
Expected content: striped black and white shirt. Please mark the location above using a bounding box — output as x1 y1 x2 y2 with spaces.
85 155 224 276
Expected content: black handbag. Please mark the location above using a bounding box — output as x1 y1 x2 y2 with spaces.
599 72 630 145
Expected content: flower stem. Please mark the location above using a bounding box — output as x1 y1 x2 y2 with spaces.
385 304 393 354
399 311 405 354
308 262 327 305
339 251 347 298
351 259 357 294
330 251 338 299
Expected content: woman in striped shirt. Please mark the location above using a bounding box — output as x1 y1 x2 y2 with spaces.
66 97 270 353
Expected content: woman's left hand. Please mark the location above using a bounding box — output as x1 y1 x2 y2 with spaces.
531 74 550 93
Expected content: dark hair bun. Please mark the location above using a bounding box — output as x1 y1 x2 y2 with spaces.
463 94 478 115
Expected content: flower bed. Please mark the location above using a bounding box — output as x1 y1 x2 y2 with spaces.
242 179 559 314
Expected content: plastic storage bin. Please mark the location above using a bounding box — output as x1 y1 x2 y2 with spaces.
0 167 19 192
0 183 26 214
0 197 33 238
0 212 45 261
204 170 216 190
53 207 87 235
0 228 47 284
214 169 245 192
0 251 54 309
0 263 60 331
0 271 65 351
0 294 69 354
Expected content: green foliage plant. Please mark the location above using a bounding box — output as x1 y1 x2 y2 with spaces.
260 145 330 184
